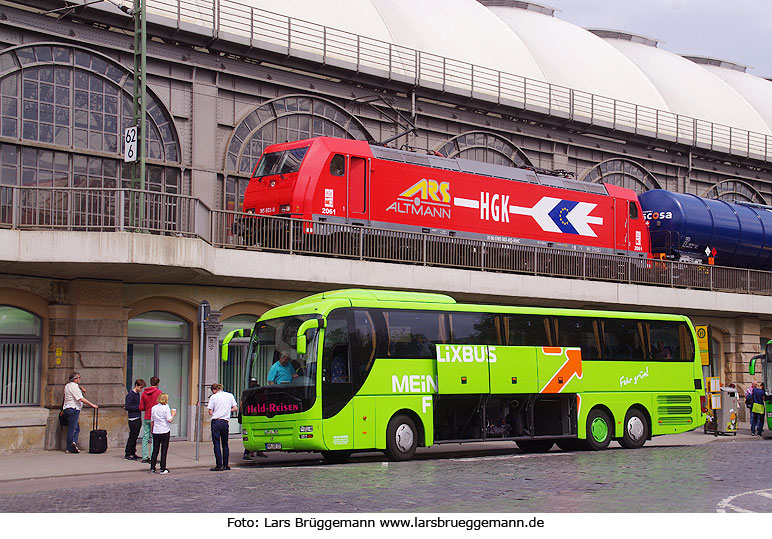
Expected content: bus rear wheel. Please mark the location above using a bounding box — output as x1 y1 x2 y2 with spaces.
584 408 612 450
515 439 554 453
320 450 353 464
385 414 418 461
618 409 648 449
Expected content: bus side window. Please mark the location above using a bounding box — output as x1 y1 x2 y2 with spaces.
385 310 446 359
648 321 682 361
350 309 387 390
330 154 345 177
506 315 550 346
602 319 645 360
450 313 501 345
556 316 602 360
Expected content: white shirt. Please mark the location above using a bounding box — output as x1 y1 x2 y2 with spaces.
208 390 237 420
151 403 173 434
63 382 84 410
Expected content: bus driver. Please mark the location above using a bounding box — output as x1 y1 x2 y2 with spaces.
267 354 298 385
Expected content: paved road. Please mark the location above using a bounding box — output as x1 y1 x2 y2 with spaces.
1 437 771 513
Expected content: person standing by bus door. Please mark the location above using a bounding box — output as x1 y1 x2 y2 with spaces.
124 378 146 460
139 377 161 463
751 382 766 436
62 371 99 453
242 378 266 461
208 383 238 471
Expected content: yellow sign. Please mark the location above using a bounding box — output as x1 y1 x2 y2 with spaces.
695 325 710 366
56 347 62 365
706 376 720 393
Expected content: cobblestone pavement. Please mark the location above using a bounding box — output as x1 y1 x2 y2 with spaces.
1 439 771 513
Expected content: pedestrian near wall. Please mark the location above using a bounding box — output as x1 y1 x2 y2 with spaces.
208 383 238 471
124 378 146 460
139 376 161 463
751 382 766 437
149 393 176 474
62 372 98 453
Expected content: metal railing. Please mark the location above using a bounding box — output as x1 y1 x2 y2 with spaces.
212 210 772 296
132 0 772 161
3 185 772 296
0 186 211 241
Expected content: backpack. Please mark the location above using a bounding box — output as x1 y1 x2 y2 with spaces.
746 393 754 407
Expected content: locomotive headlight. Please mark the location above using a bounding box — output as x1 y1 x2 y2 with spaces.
280 204 291 213
270 180 276 187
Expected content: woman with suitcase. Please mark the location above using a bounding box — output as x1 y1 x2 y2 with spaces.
62 372 98 453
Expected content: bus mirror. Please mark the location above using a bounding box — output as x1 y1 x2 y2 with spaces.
296 318 324 355
220 327 252 362
750 354 762 376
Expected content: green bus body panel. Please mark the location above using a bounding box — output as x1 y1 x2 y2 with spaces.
243 289 706 454
490 347 538 393
436 344 491 394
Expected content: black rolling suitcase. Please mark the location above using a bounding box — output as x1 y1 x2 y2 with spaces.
89 408 108 454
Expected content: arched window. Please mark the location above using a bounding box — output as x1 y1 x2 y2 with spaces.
127 311 189 437
0 44 181 194
703 179 766 204
581 159 661 194
436 131 532 168
223 95 371 211
0 305 42 406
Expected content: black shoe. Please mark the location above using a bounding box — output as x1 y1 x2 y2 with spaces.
223 466 231 470
210 466 223 471
242 454 252 461
150 468 157 474
70 444 80 453
141 458 150 463
124 455 137 461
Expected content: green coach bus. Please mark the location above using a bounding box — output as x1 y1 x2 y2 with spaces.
222 289 706 462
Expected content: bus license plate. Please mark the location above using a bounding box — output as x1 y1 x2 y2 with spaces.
266 443 282 450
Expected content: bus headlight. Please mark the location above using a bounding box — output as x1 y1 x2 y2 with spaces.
299 425 313 433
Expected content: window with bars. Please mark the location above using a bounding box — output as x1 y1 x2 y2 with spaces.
0 305 42 406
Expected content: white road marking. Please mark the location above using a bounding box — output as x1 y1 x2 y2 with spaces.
717 488 772 512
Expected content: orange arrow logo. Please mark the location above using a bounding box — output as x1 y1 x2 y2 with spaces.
540 348 583 393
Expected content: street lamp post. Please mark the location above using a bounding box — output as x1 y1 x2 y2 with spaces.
132 0 147 228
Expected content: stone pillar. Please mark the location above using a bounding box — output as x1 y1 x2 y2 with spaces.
194 311 223 442
43 280 128 450
729 317 761 422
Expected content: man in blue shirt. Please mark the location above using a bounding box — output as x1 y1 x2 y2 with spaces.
267 354 297 385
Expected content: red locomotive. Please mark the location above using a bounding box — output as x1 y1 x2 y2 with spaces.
240 137 650 259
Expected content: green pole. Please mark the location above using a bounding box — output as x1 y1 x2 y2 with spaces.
132 0 147 228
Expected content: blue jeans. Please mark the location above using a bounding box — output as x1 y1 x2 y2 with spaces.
751 412 764 435
211 419 230 468
64 408 80 450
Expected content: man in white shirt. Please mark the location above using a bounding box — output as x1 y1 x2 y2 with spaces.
207 383 238 471
62 371 98 453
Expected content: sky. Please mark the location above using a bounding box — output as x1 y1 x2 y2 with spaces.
550 0 772 76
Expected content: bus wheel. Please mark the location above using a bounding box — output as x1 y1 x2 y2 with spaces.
585 409 612 450
619 409 648 449
515 440 554 453
320 450 353 464
555 439 584 451
385 414 417 461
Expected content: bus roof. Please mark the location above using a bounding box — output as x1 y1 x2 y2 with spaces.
260 288 691 324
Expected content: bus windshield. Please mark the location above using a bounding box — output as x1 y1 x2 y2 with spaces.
242 314 320 417
252 146 310 179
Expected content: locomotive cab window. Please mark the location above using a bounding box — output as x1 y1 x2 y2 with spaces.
629 202 639 220
330 154 345 177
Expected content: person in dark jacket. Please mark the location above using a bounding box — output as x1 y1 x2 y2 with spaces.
751 382 766 437
138 377 161 463
124 378 146 460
